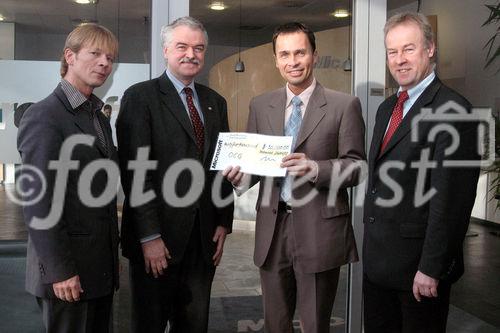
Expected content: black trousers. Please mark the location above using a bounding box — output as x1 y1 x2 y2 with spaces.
363 276 451 333
129 220 216 333
36 294 113 333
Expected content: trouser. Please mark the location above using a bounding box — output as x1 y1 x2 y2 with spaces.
260 209 341 333
36 293 113 333
129 218 216 333
363 276 451 333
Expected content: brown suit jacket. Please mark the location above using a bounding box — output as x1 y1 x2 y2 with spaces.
247 82 366 273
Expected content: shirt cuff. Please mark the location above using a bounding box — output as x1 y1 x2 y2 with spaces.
140 233 161 243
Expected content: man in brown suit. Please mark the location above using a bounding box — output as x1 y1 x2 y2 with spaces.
224 22 365 332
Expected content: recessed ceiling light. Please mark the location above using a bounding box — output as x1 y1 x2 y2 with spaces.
75 0 99 4
210 2 226 11
71 18 98 26
332 9 350 18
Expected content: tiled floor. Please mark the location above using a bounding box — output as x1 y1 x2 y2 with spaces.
212 230 261 298
451 219 500 328
1 184 500 330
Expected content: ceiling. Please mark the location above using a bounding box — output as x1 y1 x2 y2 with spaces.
0 0 416 46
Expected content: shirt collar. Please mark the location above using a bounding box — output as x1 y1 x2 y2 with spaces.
166 68 196 94
60 79 103 111
398 69 436 100
285 78 317 109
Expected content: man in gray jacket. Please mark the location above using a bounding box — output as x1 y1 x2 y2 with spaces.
17 23 119 332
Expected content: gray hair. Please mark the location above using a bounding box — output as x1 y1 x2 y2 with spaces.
384 12 436 62
160 16 209 49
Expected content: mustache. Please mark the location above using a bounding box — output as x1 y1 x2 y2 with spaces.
180 57 200 64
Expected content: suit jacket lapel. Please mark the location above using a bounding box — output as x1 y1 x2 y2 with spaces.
55 86 109 157
377 77 442 160
158 73 198 146
370 94 397 166
294 84 327 150
266 89 286 136
195 83 215 162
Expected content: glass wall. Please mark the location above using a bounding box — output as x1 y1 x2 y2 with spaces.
0 0 151 183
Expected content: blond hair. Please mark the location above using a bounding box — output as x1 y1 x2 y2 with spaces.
60 23 118 77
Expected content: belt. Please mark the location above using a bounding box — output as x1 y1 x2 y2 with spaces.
278 201 292 213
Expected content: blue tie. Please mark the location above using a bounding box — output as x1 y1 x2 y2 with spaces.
281 96 303 202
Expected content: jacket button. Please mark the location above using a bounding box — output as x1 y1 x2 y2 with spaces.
371 188 377 194
369 217 375 223
272 209 277 214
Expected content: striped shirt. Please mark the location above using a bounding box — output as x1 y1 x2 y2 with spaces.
60 79 104 113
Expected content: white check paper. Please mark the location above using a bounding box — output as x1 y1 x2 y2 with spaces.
210 132 293 177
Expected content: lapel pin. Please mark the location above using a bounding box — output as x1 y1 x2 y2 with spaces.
208 106 213 111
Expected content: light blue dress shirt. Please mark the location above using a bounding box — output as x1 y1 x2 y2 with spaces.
165 68 205 124
400 70 436 118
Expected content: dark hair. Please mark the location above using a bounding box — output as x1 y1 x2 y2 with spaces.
272 22 316 54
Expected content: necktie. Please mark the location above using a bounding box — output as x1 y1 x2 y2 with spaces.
90 106 108 156
281 96 303 202
285 96 303 149
184 87 205 152
379 90 409 153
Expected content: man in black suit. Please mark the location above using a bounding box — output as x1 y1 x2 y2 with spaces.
363 12 480 332
116 16 233 333
17 24 119 332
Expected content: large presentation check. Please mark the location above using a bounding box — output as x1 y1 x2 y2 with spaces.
210 132 293 177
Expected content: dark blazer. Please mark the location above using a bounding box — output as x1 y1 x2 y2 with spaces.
116 73 233 265
17 84 120 300
363 77 480 290
248 83 366 273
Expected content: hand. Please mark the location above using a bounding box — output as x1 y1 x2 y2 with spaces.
212 226 228 266
222 166 245 187
53 275 83 302
280 153 318 179
412 270 439 302
141 237 171 278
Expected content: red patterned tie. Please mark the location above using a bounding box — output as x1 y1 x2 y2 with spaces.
380 90 409 153
184 87 205 152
